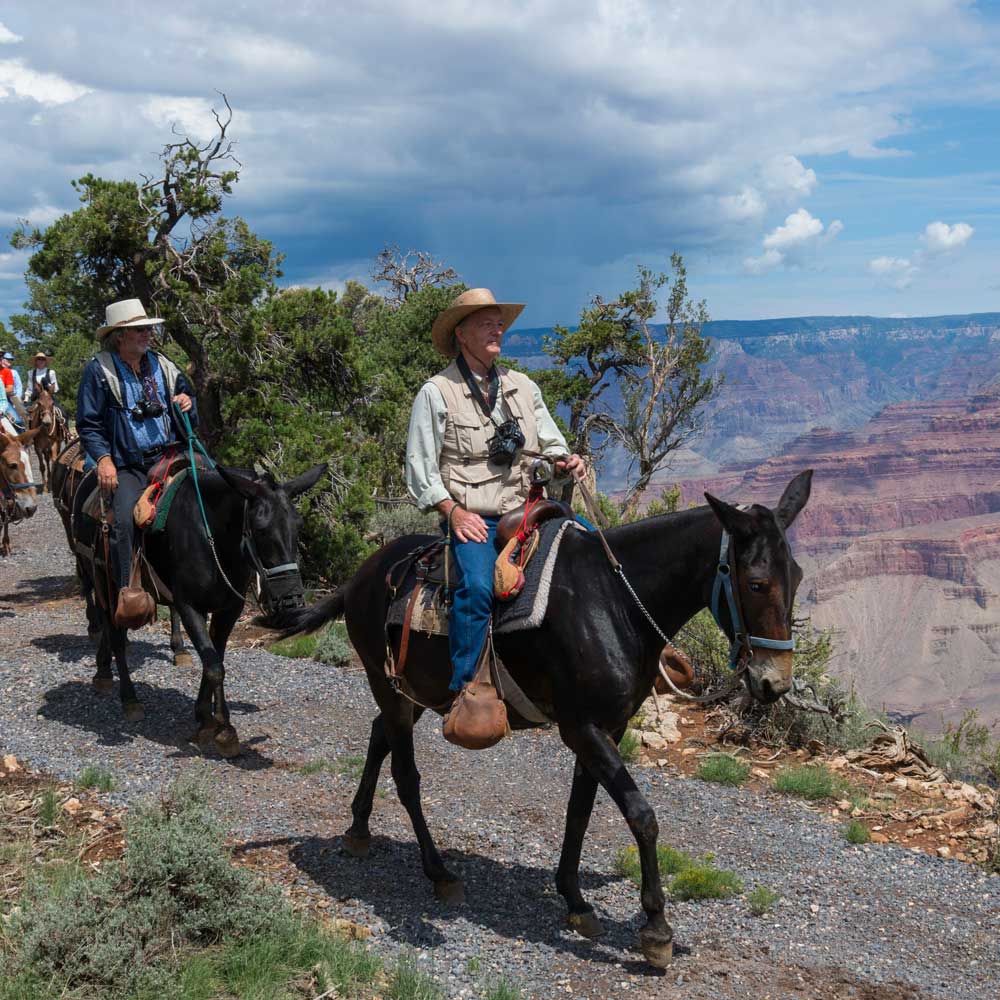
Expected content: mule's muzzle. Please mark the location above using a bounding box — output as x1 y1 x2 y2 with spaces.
745 651 793 704
257 566 306 619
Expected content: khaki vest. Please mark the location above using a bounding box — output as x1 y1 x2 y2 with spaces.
431 360 540 515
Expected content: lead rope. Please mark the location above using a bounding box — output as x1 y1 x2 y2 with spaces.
572 475 744 705
174 404 254 607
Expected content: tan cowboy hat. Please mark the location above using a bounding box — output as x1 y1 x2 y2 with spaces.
33 351 48 361
430 288 524 357
96 298 164 339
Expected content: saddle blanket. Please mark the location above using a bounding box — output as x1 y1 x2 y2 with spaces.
386 517 584 637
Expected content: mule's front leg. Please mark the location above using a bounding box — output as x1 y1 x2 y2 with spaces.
176 602 240 758
574 722 673 968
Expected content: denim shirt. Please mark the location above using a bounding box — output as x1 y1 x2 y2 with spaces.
111 353 171 452
77 351 198 469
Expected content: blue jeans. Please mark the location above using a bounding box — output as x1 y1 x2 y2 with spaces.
445 515 499 691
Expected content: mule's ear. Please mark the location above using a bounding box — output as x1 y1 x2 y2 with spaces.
774 469 812 528
705 493 754 537
16 427 41 445
216 464 270 500
283 463 327 498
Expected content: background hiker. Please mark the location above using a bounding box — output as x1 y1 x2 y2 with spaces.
405 287 584 693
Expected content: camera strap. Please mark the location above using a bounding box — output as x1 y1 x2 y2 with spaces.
456 354 501 425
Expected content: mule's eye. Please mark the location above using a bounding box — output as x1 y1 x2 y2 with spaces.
749 581 767 594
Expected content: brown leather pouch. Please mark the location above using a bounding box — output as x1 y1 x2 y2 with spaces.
114 553 156 630
443 641 509 750
133 482 162 530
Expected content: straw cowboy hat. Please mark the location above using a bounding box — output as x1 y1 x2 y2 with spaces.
430 288 524 357
33 351 48 361
96 298 164 339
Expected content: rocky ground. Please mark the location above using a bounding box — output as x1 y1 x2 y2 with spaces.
1 496 998 999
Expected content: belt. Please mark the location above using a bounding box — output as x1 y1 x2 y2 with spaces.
141 443 175 461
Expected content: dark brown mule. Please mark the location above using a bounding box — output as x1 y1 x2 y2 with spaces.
49 438 191 666
267 470 813 969
28 388 66 493
0 420 40 556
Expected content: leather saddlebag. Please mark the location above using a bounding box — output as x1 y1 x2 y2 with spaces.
443 646 509 750
114 554 156 630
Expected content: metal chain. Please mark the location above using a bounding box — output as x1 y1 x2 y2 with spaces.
614 565 743 705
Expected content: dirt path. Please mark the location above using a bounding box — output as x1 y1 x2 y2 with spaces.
1 496 998 999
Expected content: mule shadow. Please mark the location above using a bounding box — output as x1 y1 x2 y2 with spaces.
31 633 172 666
0 574 80 603
239 832 658 974
37 678 272 770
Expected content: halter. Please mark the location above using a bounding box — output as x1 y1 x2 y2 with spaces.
710 527 796 671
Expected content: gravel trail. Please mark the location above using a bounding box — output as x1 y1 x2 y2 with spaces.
1 496 998 999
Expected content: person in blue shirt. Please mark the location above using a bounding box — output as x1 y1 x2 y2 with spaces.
76 299 197 592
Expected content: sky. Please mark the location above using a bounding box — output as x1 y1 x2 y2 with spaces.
0 0 998 328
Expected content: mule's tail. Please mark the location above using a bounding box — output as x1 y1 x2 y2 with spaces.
259 587 347 637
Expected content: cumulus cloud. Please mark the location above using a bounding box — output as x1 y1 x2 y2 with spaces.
869 220 974 290
0 1 993 320
0 22 22 44
868 255 918 290
744 208 843 274
920 220 973 255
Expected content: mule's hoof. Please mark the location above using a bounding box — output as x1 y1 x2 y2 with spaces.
341 833 371 859
92 676 114 695
122 702 145 723
214 728 241 759
174 652 194 668
639 927 674 969
190 724 219 748
567 909 605 939
434 879 465 905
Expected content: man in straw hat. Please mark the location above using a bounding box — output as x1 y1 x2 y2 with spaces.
406 288 584 692
23 349 60 404
76 298 197 593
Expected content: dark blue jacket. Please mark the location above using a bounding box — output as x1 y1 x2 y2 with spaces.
76 352 199 468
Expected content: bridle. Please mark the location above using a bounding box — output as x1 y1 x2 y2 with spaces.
710 527 796 672
238 501 306 615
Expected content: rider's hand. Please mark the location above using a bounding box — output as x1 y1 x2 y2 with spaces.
97 456 118 494
555 453 586 481
450 505 489 544
171 393 193 413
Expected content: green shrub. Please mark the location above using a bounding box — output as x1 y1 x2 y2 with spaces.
696 753 750 786
841 820 872 844
484 978 524 1000
386 950 443 1000
314 621 354 666
368 504 439 543
670 863 743 901
747 886 780 916
37 788 60 828
268 632 318 659
6 777 284 995
614 844 695 886
76 765 115 793
774 764 843 801
618 728 641 763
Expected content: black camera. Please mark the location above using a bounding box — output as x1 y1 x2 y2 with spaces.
486 418 525 467
130 399 165 421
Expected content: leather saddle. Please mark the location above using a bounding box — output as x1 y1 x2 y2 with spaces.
494 497 572 600
80 451 210 527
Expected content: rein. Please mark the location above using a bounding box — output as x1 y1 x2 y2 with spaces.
573 480 787 705
174 404 304 615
